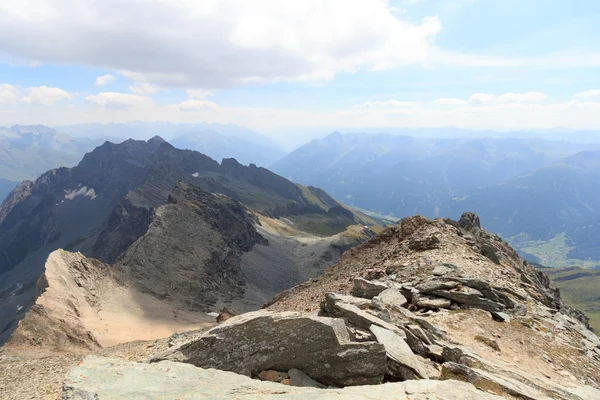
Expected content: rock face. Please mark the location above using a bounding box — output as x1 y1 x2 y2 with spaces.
63 355 504 400
152 310 387 387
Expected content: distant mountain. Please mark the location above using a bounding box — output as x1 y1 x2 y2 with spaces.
58 122 286 166
170 129 285 166
0 179 17 203
0 137 379 345
0 125 99 182
443 151 600 264
271 132 600 218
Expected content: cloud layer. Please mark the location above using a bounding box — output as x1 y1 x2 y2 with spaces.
0 0 442 88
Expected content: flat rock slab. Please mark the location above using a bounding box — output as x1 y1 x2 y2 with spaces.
63 356 504 400
370 325 429 379
352 278 389 299
151 310 386 387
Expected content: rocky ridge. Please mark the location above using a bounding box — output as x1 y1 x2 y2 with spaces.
55 212 600 399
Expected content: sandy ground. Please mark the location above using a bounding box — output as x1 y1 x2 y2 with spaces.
83 285 214 347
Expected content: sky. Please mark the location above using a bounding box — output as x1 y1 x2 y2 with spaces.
1 0 600 141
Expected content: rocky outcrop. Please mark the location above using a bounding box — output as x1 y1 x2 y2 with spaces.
63 355 504 400
151 310 387 387
268 213 600 399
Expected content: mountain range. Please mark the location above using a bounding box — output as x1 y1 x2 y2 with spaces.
271 132 600 266
0 136 380 345
0 125 99 183
59 122 287 166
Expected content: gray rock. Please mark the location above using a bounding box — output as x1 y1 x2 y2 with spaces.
370 325 429 379
323 300 406 338
63 356 504 400
415 295 452 310
458 212 481 230
415 279 459 293
351 278 389 299
321 292 371 310
151 310 387 387
441 362 549 400
432 265 455 276
432 288 506 312
288 368 325 388
491 311 511 323
376 288 408 309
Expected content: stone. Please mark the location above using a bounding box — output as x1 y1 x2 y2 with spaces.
441 362 548 400
280 378 291 385
351 278 388 299
258 370 285 382
408 235 441 251
415 295 452 310
376 288 408 309
151 310 387 387
432 288 506 312
217 306 239 323
458 212 481 230
321 292 371 310
63 356 504 400
432 265 455 276
363 268 386 281
415 279 459 293
370 325 429 380
288 368 326 388
491 311 511 323
322 294 406 337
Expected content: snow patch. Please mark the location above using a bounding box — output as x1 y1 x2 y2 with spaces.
64 186 97 200
192 172 200 178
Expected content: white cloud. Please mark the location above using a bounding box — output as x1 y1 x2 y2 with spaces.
85 92 154 110
355 99 423 108
0 0 442 88
21 86 72 105
496 91 546 103
574 89 600 99
468 93 495 105
432 98 468 105
177 99 218 112
94 74 115 87
0 84 20 104
186 89 212 99
129 83 159 94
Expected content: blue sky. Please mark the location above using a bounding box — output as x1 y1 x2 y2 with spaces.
1 0 600 140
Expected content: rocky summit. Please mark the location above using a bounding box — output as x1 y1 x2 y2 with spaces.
5 212 597 399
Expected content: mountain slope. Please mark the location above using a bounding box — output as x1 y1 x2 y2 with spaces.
0 137 379 345
267 213 600 398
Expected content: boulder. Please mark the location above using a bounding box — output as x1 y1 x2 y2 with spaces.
151 310 387 387
351 278 388 299
322 298 405 337
376 288 408 309
491 311 511 323
458 212 481 230
63 356 504 399
415 295 452 310
415 279 459 293
370 325 430 380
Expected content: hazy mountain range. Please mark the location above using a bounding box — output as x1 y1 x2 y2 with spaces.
271 132 600 267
